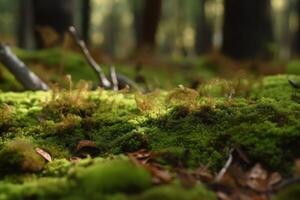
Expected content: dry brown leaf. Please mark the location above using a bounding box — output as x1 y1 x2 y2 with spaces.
193 165 214 183
128 150 173 184
35 148 52 162
246 164 269 192
268 172 282 187
75 140 100 157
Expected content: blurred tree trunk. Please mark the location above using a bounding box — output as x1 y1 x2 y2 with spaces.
32 0 75 48
81 0 91 44
129 0 144 48
18 0 34 49
137 0 162 51
222 0 273 60
294 0 300 55
195 0 212 55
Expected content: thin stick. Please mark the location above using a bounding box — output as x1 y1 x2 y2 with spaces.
0 43 49 91
110 66 119 91
68 26 111 89
215 149 234 182
68 26 140 91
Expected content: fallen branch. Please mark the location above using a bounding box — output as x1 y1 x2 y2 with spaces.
68 26 111 89
68 26 139 90
110 66 118 91
215 148 234 183
0 43 49 91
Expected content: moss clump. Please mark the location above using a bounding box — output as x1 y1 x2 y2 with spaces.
0 139 45 174
166 86 199 109
75 160 152 195
112 130 148 153
273 184 300 200
41 81 96 121
0 74 299 199
136 183 216 200
0 104 14 132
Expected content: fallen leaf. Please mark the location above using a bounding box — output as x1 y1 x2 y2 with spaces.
268 172 282 187
35 148 52 162
193 165 214 183
75 140 100 157
128 150 172 184
177 169 197 188
246 164 269 192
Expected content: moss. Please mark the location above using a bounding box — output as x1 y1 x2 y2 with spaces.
273 184 300 200
0 104 15 132
74 159 152 195
112 130 149 153
0 139 45 175
251 75 300 101
0 75 299 198
135 183 216 200
287 60 300 75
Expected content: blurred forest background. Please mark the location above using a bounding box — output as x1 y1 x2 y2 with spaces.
1 0 300 91
2 0 300 59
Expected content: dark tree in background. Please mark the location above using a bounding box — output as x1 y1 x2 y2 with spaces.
32 0 75 48
137 0 162 51
293 0 300 55
129 0 144 49
18 0 34 49
222 0 273 60
195 0 212 55
81 0 91 44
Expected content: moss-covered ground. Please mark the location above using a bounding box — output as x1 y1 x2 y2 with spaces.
0 73 299 199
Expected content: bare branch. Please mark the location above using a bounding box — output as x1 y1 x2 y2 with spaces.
68 26 140 91
110 66 119 91
0 43 49 91
215 149 234 183
68 26 111 89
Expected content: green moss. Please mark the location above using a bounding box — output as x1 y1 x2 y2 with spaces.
0 139 45 175
112 130 149 153
274 184 300 200
287 60 300 75
0 75 299 198
75 159 152 195
135 183 216 200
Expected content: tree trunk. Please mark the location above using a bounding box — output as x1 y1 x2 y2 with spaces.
32 0 75 48
81 0 91 44
195 0 212 55
129 0 144 48
293 0 300 55
137 0 162 50
222 0 273 60
17 0 34 49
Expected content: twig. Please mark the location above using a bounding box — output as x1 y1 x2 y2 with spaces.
110 66 118 91
289 79 300 89
215 149 234 182
68 26 111 89
0 43 49 91
68 26 140 91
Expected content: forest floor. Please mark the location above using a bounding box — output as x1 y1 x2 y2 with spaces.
0 49 299 199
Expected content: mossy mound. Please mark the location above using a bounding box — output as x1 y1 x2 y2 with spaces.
0 158 216 199
0 74 299 198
